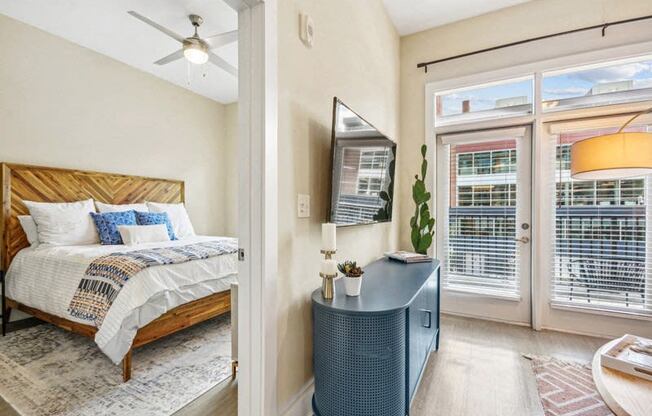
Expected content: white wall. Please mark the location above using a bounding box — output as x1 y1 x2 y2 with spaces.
0 14 238 236
276 0 400 411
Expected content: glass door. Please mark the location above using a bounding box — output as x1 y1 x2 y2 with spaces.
437 126 532 324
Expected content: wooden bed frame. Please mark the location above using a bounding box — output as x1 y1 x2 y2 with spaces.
0 163 232 382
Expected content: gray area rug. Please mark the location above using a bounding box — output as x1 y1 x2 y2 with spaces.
0 314 232 416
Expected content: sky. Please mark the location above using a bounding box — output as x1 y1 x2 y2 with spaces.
440 59 652 116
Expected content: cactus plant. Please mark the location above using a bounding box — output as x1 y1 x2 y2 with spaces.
337 260 364 277
410 144 435 255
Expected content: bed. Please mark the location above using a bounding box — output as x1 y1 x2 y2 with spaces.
0 163 237 382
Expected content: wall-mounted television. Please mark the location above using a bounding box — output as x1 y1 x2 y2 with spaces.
328 97 396 226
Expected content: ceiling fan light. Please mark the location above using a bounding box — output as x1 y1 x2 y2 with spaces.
183 43 208 64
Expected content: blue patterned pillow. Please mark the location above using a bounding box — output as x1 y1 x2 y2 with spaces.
90 210 137 245
134 211 176 241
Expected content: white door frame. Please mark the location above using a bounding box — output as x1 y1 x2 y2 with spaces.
225 0 278 414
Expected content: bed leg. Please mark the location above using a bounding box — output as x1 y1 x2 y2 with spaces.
231 360 238 380
123 349 132 382
2 307 11 336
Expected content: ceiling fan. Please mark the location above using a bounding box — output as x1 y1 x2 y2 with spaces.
128 11 237 76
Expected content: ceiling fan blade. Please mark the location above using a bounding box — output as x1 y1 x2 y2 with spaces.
154 49 185 65
128 11 185 43
205 30 238 49
208 52 237 77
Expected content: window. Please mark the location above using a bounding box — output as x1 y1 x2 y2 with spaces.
435 77 534 126
551 124 651 314
542 56 652 112
359 149 389 170
357 177 382 196
456 149 517 176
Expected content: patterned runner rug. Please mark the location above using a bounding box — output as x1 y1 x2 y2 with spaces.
0 314 232 416
526 355 614 416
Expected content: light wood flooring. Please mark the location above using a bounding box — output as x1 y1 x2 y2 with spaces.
0 315 606 416
411 314 606 416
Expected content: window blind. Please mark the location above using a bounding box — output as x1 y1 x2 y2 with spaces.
443 135 521 297
550 122 652 314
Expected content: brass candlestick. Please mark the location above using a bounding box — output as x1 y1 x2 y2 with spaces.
320 249 337 300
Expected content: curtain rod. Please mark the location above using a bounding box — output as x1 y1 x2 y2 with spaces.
416 14 652 73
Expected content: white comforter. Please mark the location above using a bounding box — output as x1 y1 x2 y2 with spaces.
5 236 237 364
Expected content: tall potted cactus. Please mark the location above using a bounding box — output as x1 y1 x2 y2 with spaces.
410 144 435 255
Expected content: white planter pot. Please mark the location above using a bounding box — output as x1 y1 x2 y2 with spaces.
344 275 363 296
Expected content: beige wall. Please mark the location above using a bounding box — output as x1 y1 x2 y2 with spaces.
276 0 400 410
398 0 652 250
0 14 237 236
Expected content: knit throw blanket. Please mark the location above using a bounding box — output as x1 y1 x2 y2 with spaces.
68 240 238 327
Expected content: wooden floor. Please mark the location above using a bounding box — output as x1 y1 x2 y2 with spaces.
0 315 606 416
411 314 606 416
173 377 237 416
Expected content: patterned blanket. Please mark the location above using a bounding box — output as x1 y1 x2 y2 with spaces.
68 240 238 327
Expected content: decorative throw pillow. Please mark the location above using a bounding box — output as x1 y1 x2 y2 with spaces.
146 202 195 239
118 224 171 245
134 211 176 241
90 210 137 245
95 201 148 213
23 199 99 246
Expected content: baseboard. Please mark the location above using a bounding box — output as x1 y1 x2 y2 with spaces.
280 378 314 416
441 310 530 327
538 324 611 340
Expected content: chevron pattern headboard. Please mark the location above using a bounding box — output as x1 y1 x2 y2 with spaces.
0 163 184 270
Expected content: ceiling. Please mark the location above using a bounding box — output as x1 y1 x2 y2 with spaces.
0 0 238 103
383 0 532 36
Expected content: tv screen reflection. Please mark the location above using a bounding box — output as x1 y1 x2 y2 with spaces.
329 98 396 226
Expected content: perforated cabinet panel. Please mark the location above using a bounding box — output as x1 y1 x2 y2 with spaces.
312 304 406 416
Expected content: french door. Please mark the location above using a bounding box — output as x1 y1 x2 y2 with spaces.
436 126 532 325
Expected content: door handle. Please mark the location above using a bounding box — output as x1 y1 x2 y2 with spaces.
514 236 530 244
420 309 432 328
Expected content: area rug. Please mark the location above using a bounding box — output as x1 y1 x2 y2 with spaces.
526 355 614 416
0 314 232 416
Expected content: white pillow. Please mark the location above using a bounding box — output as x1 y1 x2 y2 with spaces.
17 215 39 246
146 202 195 238
23 199 99 246
96 201 148 213
118 224 171 245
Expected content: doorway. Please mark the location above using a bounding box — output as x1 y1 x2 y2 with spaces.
436 126 532 325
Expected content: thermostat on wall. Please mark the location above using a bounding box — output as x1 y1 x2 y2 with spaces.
299 13 314 48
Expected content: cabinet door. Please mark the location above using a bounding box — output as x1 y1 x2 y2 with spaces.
408 272 439 403
422 273 438 349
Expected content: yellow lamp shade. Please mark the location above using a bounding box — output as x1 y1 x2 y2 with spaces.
570 132 652 180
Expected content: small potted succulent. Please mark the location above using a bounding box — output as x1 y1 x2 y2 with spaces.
338 260 364 296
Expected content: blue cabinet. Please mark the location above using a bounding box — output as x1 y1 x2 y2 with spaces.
312 258 440 416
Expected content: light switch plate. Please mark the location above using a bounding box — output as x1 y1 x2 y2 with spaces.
297 194 310 218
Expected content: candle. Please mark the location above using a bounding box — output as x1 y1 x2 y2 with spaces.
321 223 336 252
321 259 337 276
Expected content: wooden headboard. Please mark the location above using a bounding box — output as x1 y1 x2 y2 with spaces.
0 163 184 271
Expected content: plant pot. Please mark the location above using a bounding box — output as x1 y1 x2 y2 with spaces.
344 275 363 296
